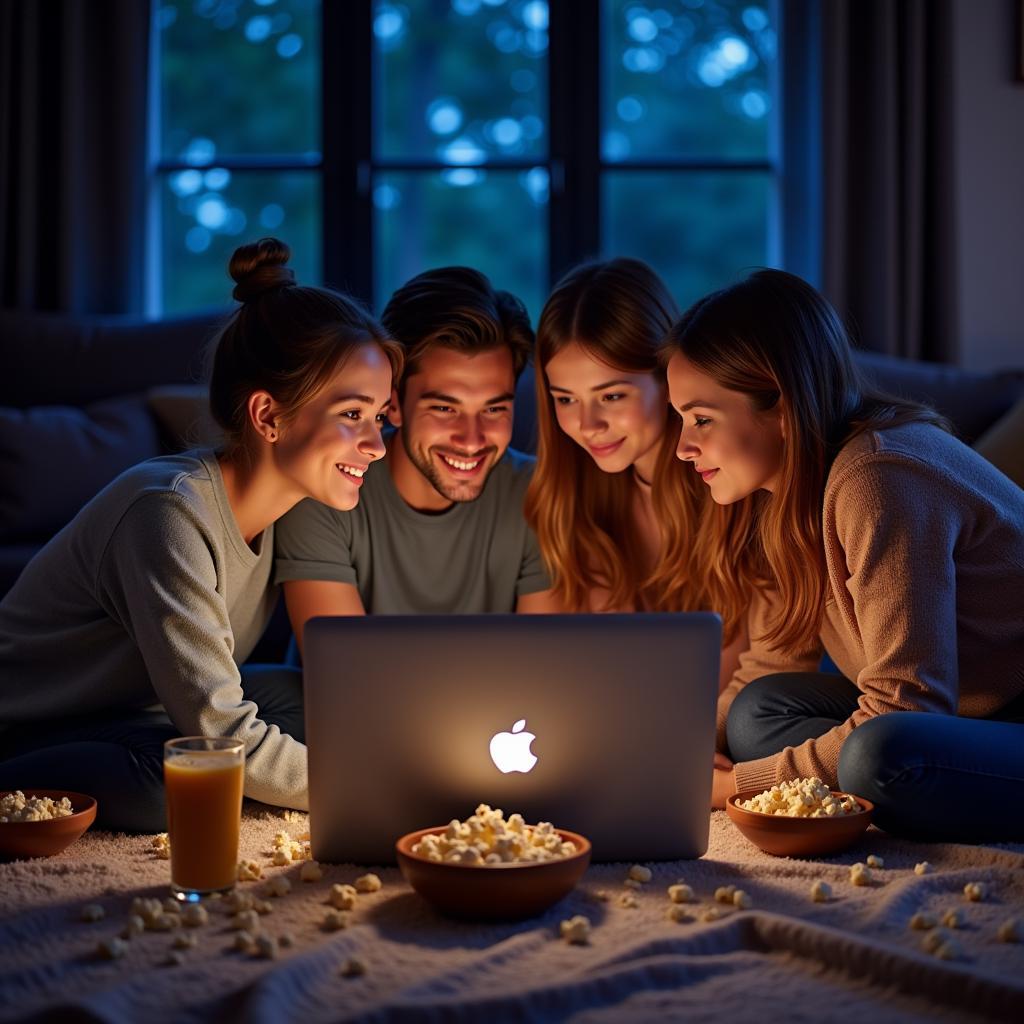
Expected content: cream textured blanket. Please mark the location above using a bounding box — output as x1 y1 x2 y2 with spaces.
1 808 1022 1023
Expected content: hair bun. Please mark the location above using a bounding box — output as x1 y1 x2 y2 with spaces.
229 237 297 303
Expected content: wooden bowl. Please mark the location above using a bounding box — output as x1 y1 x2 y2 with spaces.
0 790 98 860
396 826 592 921
726 790 873 858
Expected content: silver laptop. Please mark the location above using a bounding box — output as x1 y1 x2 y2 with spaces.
303 613 720 865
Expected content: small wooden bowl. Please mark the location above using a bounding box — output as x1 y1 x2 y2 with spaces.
0 790 98 860
396 826 592 921
726 790 873 858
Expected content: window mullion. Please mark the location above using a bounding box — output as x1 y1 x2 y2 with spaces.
549 0 601 286
322 0 373 305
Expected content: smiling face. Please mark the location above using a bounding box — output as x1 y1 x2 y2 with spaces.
666 352 786 503
389 344 516 509
545 341 667 480
273 343 393 510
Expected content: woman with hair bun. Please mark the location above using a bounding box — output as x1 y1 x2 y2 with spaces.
524 258 745 688
661 269 1024 840
0 238 402 831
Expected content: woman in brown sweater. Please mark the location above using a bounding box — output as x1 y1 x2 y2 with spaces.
661 269 1024 842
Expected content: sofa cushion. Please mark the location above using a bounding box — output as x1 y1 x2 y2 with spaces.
147 384 224 452
0 310 223 409
0 395 161 543
854 351 1024 444
973 396 1024 489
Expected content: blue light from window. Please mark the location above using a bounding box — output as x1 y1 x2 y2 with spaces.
277 34 302 58
603 130 630 161
244 16 272 43
224 208 247 235
616 96 644 122
374 6 404 41
627 15 658 44
522 1 548 31
742 6 768 32
441 168 483 187
259 203 285 228
740 90 768 119
185 226 211 253
520 166 549 205
170 170 203 197
196 195 228 229
444 136 487 164
373 185 402 210
183 138 216 166
203 168 231 191
427 99 464 135
510 68 536 92
491 117 522 146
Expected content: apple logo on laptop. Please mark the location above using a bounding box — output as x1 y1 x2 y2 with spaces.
489 719 538 774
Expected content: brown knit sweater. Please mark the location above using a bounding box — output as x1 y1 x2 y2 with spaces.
721 422 1024 795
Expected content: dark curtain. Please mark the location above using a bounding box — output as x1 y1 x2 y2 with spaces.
821 0 958 361
0 0 150 314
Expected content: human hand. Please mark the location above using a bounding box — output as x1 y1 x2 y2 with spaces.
711 766 737 810
714 751 734 771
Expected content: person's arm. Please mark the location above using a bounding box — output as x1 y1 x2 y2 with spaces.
100 495 308 810
715 587 822 753
274 496 363 654
731 454 962 795
284 579 366 657
515 588 564 613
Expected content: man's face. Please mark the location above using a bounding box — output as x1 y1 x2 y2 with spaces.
390 345 516 504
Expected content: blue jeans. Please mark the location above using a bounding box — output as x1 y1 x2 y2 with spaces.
0 665 304 833
726 673 1024 843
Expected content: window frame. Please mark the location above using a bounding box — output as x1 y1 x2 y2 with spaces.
150 0 819 314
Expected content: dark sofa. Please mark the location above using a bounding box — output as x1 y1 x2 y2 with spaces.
2 309 1022 659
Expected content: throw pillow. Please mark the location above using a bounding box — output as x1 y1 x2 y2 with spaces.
0 395 161 543
973 396 1024 489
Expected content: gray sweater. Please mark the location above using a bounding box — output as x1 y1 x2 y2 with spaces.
0 451 308 809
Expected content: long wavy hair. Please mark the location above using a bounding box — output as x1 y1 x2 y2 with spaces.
660 269 949 653
524 258 707 612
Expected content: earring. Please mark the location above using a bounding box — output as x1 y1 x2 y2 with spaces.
267 430 278 442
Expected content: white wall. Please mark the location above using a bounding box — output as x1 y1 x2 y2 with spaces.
953 0 1024 370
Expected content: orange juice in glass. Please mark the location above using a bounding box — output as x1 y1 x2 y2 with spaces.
164 737 245 901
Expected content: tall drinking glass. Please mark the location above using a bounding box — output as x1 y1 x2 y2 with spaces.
164 737 245 902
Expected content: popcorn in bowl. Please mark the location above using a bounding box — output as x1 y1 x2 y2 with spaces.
410 804 579 866
0 790 74 823
737 777 861 818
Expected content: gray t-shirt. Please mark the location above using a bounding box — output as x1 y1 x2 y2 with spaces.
0 451 308 810
274 447 549 613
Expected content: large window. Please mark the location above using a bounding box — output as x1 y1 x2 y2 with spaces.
153 0 796 319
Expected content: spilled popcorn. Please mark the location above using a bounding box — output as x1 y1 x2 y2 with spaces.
559 915 591 944
410 805 578 865
963 881 986 902
810 880 832 903
1 790 74 822
738 778 860 818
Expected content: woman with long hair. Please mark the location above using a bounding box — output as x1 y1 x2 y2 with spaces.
0 238 402 831
524 258 745 688
662 268 1024 841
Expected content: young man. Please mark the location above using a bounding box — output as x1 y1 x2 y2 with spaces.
275 267 558 650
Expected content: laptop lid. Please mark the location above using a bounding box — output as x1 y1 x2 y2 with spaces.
304 613 720 864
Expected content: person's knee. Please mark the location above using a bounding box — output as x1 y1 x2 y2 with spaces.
838 714 916 802
726 677 784 761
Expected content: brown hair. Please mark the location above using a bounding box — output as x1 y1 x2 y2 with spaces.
380 266 533 396
208 238 403 458
660 268 949 652
524 258 707 612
